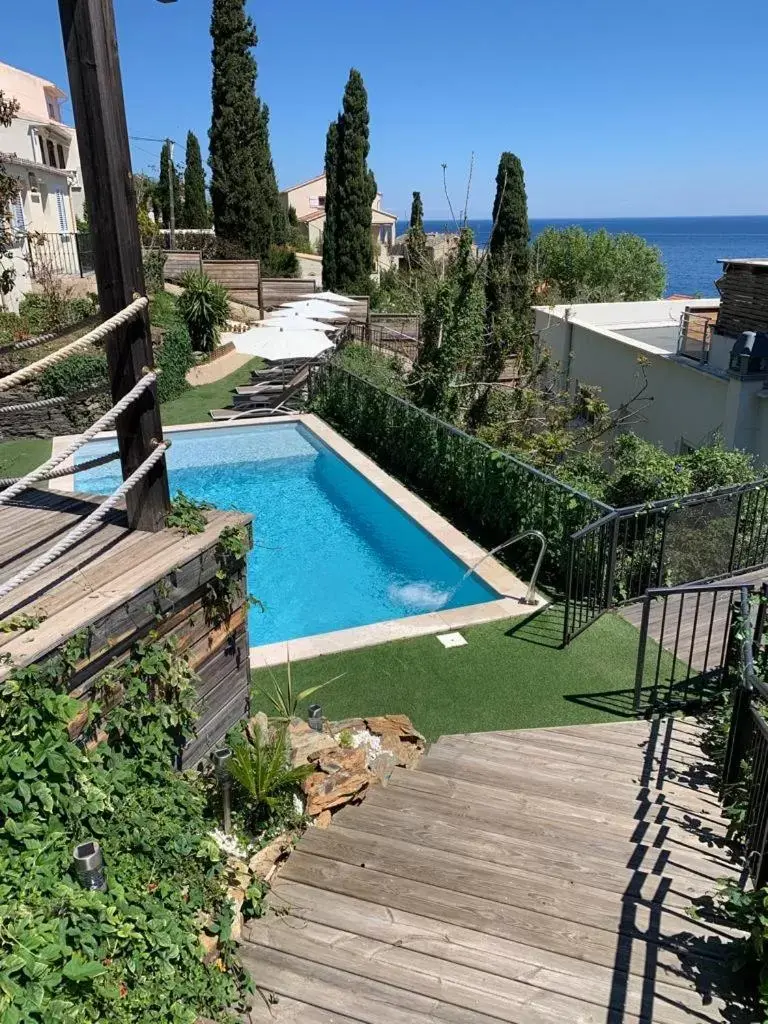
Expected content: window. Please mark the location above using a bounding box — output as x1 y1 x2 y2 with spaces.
46 139 56 167
317 195 325 207
46 97 60 121
57 143 66 169
54 188 69 233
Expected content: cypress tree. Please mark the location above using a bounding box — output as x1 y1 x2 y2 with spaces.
406 190 427 268
209 0 284 257
486 151 530 329
183 130 209 228
335 69 376 293
321 119 339 290
158 140 181 229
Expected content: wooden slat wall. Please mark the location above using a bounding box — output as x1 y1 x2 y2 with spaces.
346 296 370 323
715 263 768 338
163 250 203 281
262 278 316 309
202 259 264 315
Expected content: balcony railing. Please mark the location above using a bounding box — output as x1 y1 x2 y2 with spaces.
677 310 714 363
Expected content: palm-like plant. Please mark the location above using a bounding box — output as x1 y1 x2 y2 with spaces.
228 727 313 813
177 271 230 354
255 654 342 722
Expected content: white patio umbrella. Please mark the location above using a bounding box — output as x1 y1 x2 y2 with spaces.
279 299 350 321
233 326 334 361
299 290 356 305
264 313 334 333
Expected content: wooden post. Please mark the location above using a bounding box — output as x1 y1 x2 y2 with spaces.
58 0 170 531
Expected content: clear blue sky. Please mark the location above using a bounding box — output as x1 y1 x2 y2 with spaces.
4 0 768 220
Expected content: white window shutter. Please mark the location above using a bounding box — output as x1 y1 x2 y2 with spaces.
55 189 68 233
11 196 25 233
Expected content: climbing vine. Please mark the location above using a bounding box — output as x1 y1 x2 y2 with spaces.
0 631 256 1023
205 526 256 627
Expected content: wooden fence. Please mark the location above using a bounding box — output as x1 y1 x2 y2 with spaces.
261 277 316 309
163 250 203 282
202 259 262 311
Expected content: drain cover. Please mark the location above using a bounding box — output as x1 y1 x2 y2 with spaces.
437 632 467 649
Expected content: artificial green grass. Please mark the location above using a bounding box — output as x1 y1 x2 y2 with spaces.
160 356 264 425
0 437 53 478
251 606 653 742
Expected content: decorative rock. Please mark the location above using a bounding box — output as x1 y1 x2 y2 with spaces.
288 719 337 767
198 932 218 963
311 745 366 774
332 717 366 735
369 750 397 784
364 715 426 769
228 887 245 943
248 835 293 879
246 711 270 746
302 767 369 815
314 810 332 828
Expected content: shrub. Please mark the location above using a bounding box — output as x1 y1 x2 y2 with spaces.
18 292 98 336
142 246 167 293
155 323 194 403
336 343 407 397
177 271 230 354
0 310 25 345
150 289 181 331
38 352 108 398
686 441 757 493
605 433 690 508
263 244 299 278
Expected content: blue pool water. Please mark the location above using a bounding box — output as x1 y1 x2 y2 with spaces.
74 423 497 645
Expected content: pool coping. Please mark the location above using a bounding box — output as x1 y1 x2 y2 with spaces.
51 413 545 667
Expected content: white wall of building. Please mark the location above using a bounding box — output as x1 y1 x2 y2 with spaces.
535 301 768 468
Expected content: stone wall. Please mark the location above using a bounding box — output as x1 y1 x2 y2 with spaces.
0 387 109 440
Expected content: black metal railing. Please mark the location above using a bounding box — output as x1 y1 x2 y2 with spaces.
342 320 420 363
563 480 768 645
722 585 768 889
25 232 94 278
633 581 753 714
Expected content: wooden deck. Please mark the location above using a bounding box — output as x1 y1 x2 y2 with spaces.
243 718 748 1024
620 568 768 672
0 488 252 763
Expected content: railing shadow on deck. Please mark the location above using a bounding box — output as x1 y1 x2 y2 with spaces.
606 717 755 1024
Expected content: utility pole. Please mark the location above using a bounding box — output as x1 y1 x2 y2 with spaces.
57 0 170 531
167 137 176 249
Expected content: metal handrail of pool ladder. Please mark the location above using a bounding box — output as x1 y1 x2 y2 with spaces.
504 530 547 605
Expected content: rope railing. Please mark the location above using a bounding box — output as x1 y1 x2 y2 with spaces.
0 371 157 506
0 330 58 355
0 442 170 603
0 296 147 393
0 451 121 491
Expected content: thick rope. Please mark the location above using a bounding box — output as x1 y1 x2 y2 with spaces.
0 372 157 506
0 442 170 602
0 296 148 394
0 330 58 355
0 451 121 491
0 387 106 416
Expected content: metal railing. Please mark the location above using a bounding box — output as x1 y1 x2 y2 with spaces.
341 320 421 363
633 581 752 714
677 310 714 363
721 585 768 889
24 231 95 279
563 479 768 645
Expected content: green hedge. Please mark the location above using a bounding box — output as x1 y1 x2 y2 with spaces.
310 363 608 587
156 323 193 403
38 353 108 398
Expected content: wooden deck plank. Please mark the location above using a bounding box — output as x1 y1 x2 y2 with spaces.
263 882 727 1024
244 718 744 1023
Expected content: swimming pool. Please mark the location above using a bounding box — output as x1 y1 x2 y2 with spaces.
73 421 499 646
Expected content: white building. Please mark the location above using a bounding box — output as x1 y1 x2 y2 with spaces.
1 61 86 310
280 173 398 252
535 260 768 466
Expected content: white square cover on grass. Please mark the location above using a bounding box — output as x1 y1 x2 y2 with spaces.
437 632 467 649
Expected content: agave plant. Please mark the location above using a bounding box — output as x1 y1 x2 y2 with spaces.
177 271 230 354
255 653 342 722
228 727 313 813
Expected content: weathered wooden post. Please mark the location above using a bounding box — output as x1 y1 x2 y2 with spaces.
57 0 170 531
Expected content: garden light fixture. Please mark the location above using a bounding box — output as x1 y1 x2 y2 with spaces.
72 840 107 892
212 746 232 834
307 704 323 732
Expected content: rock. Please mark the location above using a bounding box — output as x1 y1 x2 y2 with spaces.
302 767 369 815
228 887 245 943
314 810 332 828
331 717 366 735
369 750 397 784
198 932 218 963
365 714 425 743
364 715 426 769
246 711 270 746
287 719 337 767
311 745 366 774
248 835 293 879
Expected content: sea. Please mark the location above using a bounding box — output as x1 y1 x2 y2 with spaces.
414 216 768 298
